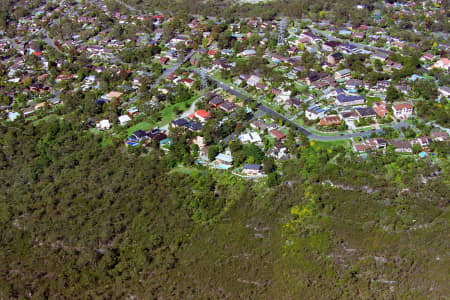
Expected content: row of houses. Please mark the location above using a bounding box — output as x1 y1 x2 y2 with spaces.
353 131 448 153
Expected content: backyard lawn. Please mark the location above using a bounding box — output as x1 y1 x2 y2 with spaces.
126 121 152 135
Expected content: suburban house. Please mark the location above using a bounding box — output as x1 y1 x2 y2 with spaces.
373 80 391 92
319 115 341 126
180 78 194 88
269 129 286 140
312 76 336 89
215 152 233 167
194 110 211 122
104 91 123 101
23 107 35 117
255 82 268 91
373 52 389 62
267 142 289 160
159 57 169 64
118 115 131 125
192 136 205 148
171 118 189 128
239 132 262 144
336 94 365 106
438 86 450 98
420 53 436 62
242 164 263 176
239 49 256 56
307 71 328 84
339 110 359 121
355 106 377 119
339 44 358 54
219 101 236 113
431 130 449 141
373 102 388 118
209 95 224 107
353 138 387 152
385 59 403 71
431 58 450 71
300 31 321 44
306 106 326 120
207 49 217 57
247 75 262 86
96 119 111 130
345 79 363 90
188 121 203 131
413 136 432 147
322 41 341 52
335 68 352 80
392 103 413 119
250 120 276 131
129 130 148 143
352 32 365 40
127 107 139 118
388 139 413 153
327 52 344 65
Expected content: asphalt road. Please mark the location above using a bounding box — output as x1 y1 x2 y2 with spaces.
150 50 194 89
194 69 410 141
308 27 389 54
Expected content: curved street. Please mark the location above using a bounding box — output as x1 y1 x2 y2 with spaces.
194 69 411 141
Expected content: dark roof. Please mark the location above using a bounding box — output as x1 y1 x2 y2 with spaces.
340 44 357 51
388 139 412 149
220 101 236 111
289 98 301 107
188 121 203 131
337 94 365 104
324 41 341 48
133 130 148 138
209 95 224 106
355 106 377 117
171 118 189 127
341 111 358 118
150 132 167 141
96 98 109 105
303 31 320 39
243 164 261 170
308 71 328 82
331 52 344 60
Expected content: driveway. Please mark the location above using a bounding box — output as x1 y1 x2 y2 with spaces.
195 69 411 141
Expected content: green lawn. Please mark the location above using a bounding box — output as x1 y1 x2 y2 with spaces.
126 121 152 135
158 95 198 126
313 140 350 148
294 117 304 125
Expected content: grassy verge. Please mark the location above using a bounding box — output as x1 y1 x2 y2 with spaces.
126 121 152 135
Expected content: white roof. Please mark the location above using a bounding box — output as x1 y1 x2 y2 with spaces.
118 115 131 124
97 119 111 129
239 132 262 143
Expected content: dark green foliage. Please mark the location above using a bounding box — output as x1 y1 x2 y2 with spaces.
413 79 438 100
386 85 402 103
243 143 265 164
0 118 448 298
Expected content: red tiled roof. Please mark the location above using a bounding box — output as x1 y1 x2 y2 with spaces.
195 110 211 118
269 129 286 140
393 103 413 111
